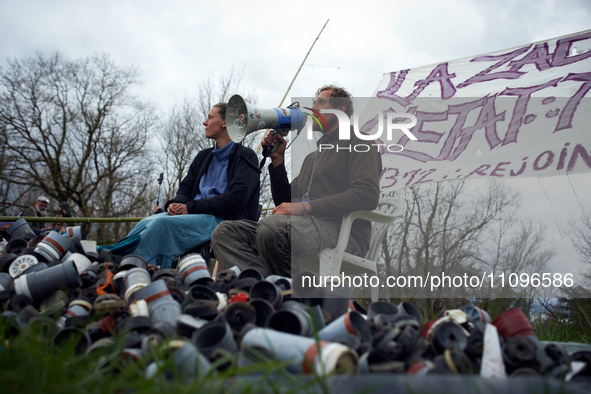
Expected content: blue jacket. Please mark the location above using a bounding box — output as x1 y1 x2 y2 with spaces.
165 143 260 221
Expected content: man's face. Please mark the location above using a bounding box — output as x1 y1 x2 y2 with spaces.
36 201 48 213
311 89 346 134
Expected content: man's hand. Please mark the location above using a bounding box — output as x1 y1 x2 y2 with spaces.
262 130 287 167
167 203 188 215
272 201 310 216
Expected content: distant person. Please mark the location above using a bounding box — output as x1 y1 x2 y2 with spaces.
55 201 72 227
49 209 68 233
98 103 261 268
57 201 72 218
20 195 50 231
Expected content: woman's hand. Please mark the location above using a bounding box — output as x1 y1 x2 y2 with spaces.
167 203 188 215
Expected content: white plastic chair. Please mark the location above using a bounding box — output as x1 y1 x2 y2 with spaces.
318 197 407 301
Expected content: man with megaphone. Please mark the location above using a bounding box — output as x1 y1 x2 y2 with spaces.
212 85 382 279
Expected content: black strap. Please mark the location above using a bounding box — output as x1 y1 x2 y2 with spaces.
239 154 262 174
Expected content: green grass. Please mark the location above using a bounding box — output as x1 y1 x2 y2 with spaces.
0 316 329 394
532 303 591 344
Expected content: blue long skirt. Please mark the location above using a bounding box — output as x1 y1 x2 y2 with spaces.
98 213 222 268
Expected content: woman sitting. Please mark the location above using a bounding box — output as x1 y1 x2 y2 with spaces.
99 103 260 268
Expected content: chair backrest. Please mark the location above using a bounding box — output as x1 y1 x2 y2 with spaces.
364 197 407 261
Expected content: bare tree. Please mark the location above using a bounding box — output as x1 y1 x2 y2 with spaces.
570 210 591 268
0 52 157 232
381 179 554 315
386 181 515 283
158 98 207 203
555 209 591 297
195 66 258 121
157 68 273 215
0 123 26 215
538 210 591 340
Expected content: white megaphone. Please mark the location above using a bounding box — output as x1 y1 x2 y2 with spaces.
225 94 307 144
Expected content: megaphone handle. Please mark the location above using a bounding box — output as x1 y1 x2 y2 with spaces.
261 129 281 157
266 142 280 155
260 143 279 170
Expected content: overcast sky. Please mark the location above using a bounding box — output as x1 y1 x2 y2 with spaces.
2 0 590 109
1 0 590 280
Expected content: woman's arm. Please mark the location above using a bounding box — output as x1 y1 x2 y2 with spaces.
164 150 210 211
185 147 259 217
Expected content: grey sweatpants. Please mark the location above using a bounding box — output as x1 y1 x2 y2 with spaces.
211 214 364 278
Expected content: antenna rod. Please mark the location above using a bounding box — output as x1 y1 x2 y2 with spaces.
278 19 329 108
256 19 330 154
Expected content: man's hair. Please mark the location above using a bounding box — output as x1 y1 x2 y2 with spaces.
315 85 354 118
213 103 227 120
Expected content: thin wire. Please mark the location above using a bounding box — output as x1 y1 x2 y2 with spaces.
304 148 327 201
566 174 586 212
537 177 568 247
304 63 385 74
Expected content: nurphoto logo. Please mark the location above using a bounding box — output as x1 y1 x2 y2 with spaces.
303 108 418 152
